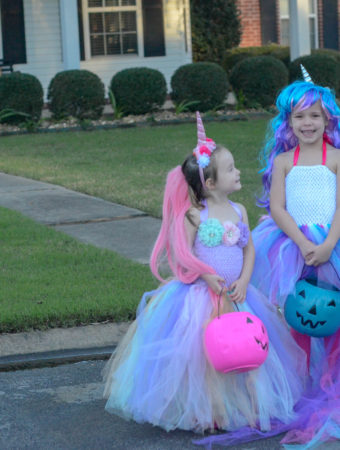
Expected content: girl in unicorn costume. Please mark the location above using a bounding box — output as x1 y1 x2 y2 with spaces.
103 113 306 438
247 66 340 448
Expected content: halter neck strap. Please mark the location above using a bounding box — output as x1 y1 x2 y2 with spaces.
293 140 327 166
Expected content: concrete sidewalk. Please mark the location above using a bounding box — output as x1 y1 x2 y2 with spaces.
0 172 161 367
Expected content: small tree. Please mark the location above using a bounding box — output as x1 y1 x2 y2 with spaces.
191 0 241 65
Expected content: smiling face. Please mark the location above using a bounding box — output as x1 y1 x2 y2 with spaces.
290 100 327 146
210 149 241 195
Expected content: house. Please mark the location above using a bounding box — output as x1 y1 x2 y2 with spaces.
238 0 339 52
0 0 192 95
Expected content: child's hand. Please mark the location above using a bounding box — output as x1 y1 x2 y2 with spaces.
305 242 333 266
227 279 248 303
299 240 317 261
201 274 226 295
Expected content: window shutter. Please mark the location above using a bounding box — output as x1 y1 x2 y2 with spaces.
1 0 26 64
259 0 278 45
142 0 165 57
323 0 338 50
77 0 85 60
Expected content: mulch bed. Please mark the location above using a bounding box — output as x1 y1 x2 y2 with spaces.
0 108 272 137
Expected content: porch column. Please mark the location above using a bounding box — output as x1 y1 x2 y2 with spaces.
60 0 80 69
289 0 311 61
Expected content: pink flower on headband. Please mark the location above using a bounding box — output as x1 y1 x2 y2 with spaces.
199 145 212 156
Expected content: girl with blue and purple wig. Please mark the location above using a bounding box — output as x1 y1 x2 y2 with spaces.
249 71 340 448
102 112 306 441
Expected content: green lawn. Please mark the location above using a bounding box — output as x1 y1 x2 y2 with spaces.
0 119 269 331
0 207 156 333
0 119 268 227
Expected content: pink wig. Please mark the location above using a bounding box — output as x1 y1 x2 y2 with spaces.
150 166 220 306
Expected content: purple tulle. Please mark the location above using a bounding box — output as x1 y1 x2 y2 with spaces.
193 321 340 449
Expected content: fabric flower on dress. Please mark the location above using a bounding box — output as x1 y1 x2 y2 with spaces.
222 221 240 246
237 221 249 248
198 219 225 247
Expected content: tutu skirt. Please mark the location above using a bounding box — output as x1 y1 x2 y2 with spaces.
251 217 340 308
103 279 306 434
238 217 340 449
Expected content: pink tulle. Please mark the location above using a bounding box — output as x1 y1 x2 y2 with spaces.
150 166 220 308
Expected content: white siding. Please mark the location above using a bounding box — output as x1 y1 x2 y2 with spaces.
81 0 192 92
14 0 64 97
10 0 192 98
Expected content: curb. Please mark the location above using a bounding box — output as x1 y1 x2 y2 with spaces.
0 345 115 372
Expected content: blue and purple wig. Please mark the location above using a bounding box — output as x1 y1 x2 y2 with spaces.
258 80 340 210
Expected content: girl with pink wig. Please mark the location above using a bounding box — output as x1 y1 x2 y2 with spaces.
103 113 306 440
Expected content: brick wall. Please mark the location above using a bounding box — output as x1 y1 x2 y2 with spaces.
237 0 262 47
238 0 340 51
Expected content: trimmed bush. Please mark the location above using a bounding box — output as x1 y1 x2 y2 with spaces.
0 72 43 124
290 53 339 93
191 0 241 64
171 62 229 112
48 70 105 120
223 44 290 74
230 56 288 108
110 68 167 115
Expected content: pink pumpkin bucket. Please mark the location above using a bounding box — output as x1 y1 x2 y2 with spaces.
204 311 269 373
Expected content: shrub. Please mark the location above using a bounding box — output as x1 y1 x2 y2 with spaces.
290 53 339 93
229 56 288 108
47 70 105 120
191 0 241 64
223 44 290 74
171 62 229 112
0 72 43 124
110 68 167 115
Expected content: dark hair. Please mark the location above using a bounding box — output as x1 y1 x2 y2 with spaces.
181 145 226 207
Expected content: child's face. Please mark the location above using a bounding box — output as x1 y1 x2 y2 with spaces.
290 100 327 145
213 149 241 194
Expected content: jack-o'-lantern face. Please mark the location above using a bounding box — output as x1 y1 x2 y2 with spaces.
204 312 269 374
284 279 340 337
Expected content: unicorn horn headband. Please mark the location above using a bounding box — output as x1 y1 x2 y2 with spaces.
193 111 216 187
300 64 313 83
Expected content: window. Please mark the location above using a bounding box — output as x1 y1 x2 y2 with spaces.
279 0 318 49
85 0 138 56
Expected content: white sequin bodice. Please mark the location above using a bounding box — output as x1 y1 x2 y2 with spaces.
286 165 336 226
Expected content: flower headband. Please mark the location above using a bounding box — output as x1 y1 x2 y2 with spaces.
193 111 216 186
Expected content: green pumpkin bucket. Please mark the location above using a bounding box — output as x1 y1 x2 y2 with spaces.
284 279 340 337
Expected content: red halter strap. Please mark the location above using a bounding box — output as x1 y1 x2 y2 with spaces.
293 140 327 166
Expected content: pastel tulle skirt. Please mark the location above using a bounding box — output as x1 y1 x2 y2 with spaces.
251 218 340 308
103 279 306 434
241 217 340 448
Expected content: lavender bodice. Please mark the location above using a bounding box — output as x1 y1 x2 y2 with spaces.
193 201 249 286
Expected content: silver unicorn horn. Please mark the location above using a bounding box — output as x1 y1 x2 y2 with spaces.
300 64 313 83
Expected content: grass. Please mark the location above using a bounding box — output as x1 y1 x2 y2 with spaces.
0 119 268 228
0 119 269 331
0 207 156 333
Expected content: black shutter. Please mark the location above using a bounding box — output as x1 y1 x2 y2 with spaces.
142 0 165 57
323 0 339 50
1 0 26 64
77 0 85 60
259 0 278 45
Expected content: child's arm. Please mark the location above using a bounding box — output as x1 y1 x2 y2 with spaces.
184 207 225 294
306 153 340 266
228 205 254 303
270 154 316 259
